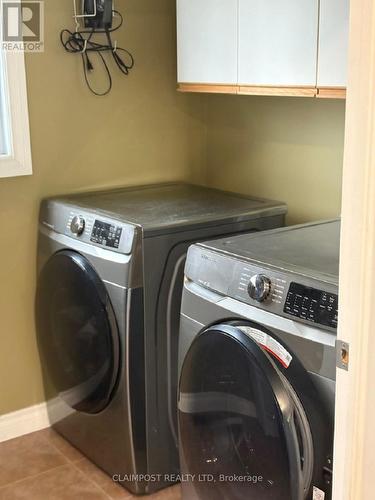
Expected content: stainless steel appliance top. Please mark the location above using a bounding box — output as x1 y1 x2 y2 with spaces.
199 219 340 285
186 220 340 332
44 183 287 236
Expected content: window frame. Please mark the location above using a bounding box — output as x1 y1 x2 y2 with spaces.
0 50 32 178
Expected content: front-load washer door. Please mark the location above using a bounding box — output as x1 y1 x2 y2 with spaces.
178 322 316 500
35 250 120 414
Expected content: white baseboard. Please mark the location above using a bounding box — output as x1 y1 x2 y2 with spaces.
0 402 50 443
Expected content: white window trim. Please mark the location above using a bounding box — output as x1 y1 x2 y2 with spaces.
0 50 32 178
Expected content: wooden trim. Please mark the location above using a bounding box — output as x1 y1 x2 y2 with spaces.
177 83 237 95
238 85 317 97
317 87 347 99
178 83 347 100
333 0 375 499
178 82 317 97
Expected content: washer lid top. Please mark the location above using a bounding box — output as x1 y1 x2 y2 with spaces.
199 220 340 283
43 183 287 236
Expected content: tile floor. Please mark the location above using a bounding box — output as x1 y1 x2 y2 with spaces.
0 429 181 499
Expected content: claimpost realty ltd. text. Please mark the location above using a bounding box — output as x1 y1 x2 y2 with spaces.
112 474 264 484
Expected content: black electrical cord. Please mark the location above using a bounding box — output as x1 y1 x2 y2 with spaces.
60 10 134 96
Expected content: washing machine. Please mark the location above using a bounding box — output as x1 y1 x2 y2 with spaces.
178 220 339 500
35 182 287 494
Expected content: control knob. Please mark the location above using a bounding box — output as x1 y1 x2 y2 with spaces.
248 274 272 302
70 215 85 235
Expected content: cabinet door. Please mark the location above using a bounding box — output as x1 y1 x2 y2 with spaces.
317 0 350 87
238 0 319 87
177 0 238 84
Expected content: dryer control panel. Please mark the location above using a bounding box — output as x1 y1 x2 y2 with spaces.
284 282 338 329
55 208 136 254
90 220 123 249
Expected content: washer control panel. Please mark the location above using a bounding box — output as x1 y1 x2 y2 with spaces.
90 220 122 249
185 245 338 332
235 267 286 306
284 282 338 329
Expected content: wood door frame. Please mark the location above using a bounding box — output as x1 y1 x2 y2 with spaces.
333 0 375 498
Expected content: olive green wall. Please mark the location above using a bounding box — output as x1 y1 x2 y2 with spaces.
203 95 345 224
0 0 206 415
0 2 345 417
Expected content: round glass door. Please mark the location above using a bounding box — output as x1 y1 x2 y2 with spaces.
36 250 120 414
178 323 311 500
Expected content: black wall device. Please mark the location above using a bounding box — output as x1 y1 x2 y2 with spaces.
61 1 134 95
84 0 113 29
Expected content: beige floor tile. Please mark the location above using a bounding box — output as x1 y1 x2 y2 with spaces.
0 431 67 488
74 457 132 499
0 430 182 499
40 429 84 463
148 484 182 500
74 457 182 500
0 464 108 500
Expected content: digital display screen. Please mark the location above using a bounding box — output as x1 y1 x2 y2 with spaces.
284 282 338 329
90 220 122 249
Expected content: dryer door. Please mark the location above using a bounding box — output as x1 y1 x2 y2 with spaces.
35 250 120 414
178 323 314 500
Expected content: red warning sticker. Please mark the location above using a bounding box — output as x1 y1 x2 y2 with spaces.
239 326 293 368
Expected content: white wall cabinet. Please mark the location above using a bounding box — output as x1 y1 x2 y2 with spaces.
317 0 350 88
238 0 319 87
176 0 238 85
177 0 349 98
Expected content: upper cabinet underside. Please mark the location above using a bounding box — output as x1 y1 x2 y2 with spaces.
177 0 350 98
